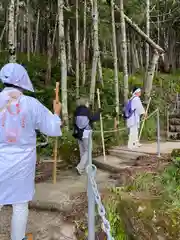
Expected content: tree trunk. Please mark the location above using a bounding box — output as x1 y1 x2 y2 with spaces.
90 0 99 105
144 50 159 102
46 30 52 85
58 0 69 127
66 19 73 74
131 35 139 72
115 4 164 54
20 14 25 53
145 0 150 71
75 0 80 99
98 58 103 86
119 0 128 103
156 0 160 74
52 14 58 57
27 0 30 61
82 0 87 86
0 22 7 51
8 0 16 62
111 0 119 121
34 9 40 54
46 8 52 86
15 0 19 53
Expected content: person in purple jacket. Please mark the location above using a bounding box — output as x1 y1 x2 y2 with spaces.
73 97 100 175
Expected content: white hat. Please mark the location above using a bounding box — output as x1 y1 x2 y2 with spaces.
0 63 34 92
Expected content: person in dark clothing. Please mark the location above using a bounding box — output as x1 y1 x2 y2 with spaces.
73 97 100 175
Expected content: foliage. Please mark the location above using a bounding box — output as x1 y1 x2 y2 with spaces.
171 149 180 167
105 196 128 240
103 153 180 239
0 54 178 162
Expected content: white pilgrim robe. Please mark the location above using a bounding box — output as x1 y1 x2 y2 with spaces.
0 88 62 205
126 96 145 129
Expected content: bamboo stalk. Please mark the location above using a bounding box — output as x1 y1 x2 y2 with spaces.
97 88 106 162
138 97 151 142
53 82 59 184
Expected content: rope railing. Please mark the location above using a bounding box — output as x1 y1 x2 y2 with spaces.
86 109 161 239
94 108 158 134
86 130 114 240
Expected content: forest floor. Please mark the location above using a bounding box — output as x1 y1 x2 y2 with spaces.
0 168 116 240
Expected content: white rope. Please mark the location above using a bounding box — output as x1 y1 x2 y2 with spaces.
94 108 158 134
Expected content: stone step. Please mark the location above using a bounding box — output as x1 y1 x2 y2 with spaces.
169 118 180 125
93 155 134 173
108 148 147 160
168 132 180 140
169 113 180 118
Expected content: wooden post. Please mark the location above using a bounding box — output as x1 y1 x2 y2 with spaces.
53 82 59 184
97 88 106 162
138 97 151 142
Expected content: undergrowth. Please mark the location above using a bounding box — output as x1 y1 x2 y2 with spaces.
0 54 179 163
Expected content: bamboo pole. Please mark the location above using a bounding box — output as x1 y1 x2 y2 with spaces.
138 97 151 142
97 88 106 162
53 82 59 184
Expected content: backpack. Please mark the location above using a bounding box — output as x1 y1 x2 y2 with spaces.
72 124 86 141
123 97 136 119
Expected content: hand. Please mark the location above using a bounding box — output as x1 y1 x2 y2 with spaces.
53 100 61 116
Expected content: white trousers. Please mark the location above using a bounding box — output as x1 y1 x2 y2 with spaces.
77 138 89 173
0 202 29 240
128 125 139 149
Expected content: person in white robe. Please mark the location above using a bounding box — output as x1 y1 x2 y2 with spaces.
126 87 145 149
0 63 62 240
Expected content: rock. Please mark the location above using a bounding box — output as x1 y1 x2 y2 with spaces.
34 224 77 240
169 125 180 132
169 118 180 125
171 148 180 166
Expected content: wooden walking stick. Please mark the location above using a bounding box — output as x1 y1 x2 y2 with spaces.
97 88 106 162
138 97 151 142
53 82 60 184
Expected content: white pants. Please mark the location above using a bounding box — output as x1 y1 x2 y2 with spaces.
77 138 89 173
128 125 139 149
0 202 29 240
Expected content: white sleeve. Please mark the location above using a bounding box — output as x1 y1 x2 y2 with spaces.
132 97 145 115
31 98 62 137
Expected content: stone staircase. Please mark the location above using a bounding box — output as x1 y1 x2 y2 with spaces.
93 141 180 173
168 93 180 140
93 147 148 173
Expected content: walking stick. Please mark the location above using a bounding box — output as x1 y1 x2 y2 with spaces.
53 82 59 184
97 88 106 162
138 97 151 142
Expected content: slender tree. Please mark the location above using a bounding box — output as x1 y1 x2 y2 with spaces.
75 0 80 99
58 0 69 127
90 0 99 105
110 0 119 121
8 0 16 62
119 0 128 103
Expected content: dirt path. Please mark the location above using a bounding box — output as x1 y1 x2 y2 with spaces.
0 169 116 239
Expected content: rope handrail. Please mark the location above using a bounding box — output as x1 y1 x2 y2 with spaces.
94 108 158 134
86 164 114 240
86 109 161 239
86 131 114 240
